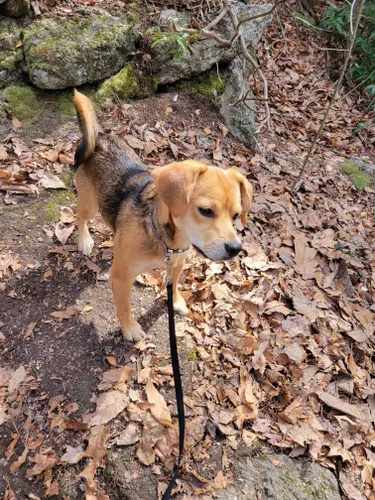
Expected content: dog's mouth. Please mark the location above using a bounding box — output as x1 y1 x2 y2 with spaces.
192 244 210 259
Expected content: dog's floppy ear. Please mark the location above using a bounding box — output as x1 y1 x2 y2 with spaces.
152 161 208 217
231 170 253 225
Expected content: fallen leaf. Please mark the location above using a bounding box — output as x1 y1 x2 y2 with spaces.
0 144 8 161
145 380 172 427
60 206 75 224
79 426 109 487
38 172 66 189
50 305 82 319
137 437 155 465
54 222 74 245
116 422 141 446
8 365 26 393
89 390 129 426
9 444 28 473
316 390 367 421
293 233 317 279
60 445 84 464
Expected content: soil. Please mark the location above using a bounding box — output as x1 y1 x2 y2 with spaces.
0 91 228 499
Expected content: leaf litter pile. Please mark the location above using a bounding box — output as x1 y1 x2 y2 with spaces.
1 9 375 500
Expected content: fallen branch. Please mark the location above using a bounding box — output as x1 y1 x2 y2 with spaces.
293 0 366 189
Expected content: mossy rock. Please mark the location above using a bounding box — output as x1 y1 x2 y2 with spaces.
150 3 273 85
96 64 157 105
23 15 138 89
0 0 30 18
340 160 372 190
177 72 226 104
3 85 43 122
0 20 24 88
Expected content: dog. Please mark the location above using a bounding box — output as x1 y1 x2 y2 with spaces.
73 90 253 341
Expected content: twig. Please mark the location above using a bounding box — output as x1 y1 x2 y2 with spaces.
338 67 375 101
292 0 366 189
275 10 288 53
310 39 349 52
205 7 228 30
350 0 357 36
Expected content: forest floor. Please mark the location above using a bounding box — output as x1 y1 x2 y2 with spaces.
1 4 375 500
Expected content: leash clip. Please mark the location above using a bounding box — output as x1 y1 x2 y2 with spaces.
164 251 173 284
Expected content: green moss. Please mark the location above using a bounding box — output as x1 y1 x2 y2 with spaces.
177 73 226 104
0 54 18 71
126 12 137 23
187 348 198 361
351 172 371 190
96 64 140 104
3 85 43 122
0 21 23 85
340 161 371 190
56 92 76 116
341 161 359 175
43 190 75 222
96 64 156 106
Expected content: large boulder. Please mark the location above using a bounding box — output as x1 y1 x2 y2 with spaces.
0 20 23 87
217 453 341 500
23 15 138 89
151 2 272 84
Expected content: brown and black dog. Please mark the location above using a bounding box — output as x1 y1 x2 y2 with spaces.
73 90 252 341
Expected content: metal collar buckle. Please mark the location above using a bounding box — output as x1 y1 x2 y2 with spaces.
163 246 190 284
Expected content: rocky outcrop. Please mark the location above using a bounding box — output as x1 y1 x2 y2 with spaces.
220 59 257 145
0 20 23 87
23 15 138 89
151 3 272 85
217 453 341 500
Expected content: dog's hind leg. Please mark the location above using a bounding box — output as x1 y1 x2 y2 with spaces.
75 167 97 256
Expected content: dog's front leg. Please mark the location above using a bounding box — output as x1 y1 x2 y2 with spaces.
110 267 146 342
172 256 189 316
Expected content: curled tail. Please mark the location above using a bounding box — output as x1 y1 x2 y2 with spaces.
73 89 99 169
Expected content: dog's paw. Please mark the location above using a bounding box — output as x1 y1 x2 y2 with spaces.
173 295 189 316
122 320 146 342
78 234 94 256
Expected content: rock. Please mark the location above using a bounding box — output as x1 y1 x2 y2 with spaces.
159 8 191 26
105 448 158 499
0 20 23 87
0 0 30 17
217 453 341 500
96 64 157 105
220 59 256 144
23 15 138 89
151 3 272 84
176 70 226 104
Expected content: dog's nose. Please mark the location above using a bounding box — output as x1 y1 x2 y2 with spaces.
225 241 242 258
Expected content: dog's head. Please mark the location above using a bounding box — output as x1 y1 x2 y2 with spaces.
152 160 252 261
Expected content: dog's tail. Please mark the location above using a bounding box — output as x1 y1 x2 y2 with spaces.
73 89 99 169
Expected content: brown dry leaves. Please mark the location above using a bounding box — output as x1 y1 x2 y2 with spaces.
2 7 375 499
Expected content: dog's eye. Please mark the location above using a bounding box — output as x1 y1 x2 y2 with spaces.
198 207 215 218
233 213 240 221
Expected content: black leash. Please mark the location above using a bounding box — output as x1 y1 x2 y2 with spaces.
162 256 186 500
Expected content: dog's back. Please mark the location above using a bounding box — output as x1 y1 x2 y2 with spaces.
73 90 153 230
